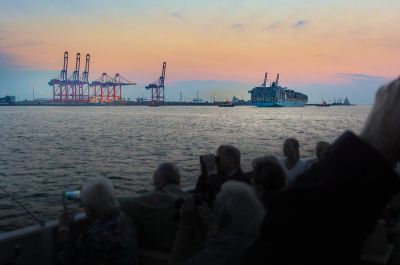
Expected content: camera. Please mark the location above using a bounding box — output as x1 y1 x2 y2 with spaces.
199 155 218 165
200 154 219 176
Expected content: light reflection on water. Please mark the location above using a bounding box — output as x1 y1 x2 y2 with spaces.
0 105 370 231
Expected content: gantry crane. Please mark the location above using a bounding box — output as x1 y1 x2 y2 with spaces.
146 62 166 105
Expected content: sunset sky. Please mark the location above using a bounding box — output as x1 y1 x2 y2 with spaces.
0 0 399 103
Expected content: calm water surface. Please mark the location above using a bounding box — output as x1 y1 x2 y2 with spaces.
0 105 371 231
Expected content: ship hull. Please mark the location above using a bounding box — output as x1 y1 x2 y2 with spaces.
248 75 308 107
253 100 306 107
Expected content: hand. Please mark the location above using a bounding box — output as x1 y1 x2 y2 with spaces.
59 206 76 229
57 207 76 244
201 154 218 175
361 78 400 164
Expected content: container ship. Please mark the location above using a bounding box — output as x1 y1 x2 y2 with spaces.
248 73 308 107
0 95 16 105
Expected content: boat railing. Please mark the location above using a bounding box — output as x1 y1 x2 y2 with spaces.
0 185 195 264
0 212 89 265
0 187 46 227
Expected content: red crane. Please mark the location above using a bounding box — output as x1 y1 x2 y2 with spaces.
112 74 136 102
79 54 91 102
68 53 81 101
50 51 135 103
91 73 114 103
91 73 136 103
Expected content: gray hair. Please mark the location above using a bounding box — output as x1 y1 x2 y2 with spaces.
81 177 119 218
214 181 265 237
153 162 181 186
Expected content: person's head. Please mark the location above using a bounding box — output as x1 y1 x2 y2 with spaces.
81 177 119 220
283 138 300 161
316 141 330 161
153 162 180 191
216 145 241 175
214 181 265 237
252 156 286 203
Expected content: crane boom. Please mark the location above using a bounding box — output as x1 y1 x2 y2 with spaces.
262 72 268 87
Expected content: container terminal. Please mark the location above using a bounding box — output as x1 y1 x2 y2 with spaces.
48 52 137 104
1 52 353 107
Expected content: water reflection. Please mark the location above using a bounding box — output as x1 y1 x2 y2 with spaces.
0 105 370 231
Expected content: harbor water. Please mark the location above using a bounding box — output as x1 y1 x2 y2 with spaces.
0 105 370 231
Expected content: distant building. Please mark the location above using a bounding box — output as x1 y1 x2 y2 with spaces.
192 98 208 104
136 97 149 103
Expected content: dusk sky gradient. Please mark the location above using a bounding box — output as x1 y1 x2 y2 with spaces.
0 0 399 103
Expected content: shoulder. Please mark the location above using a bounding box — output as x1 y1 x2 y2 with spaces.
118 196 141 215
290 159 308 174
303 157 317 169
118 196 137 207
276 156 285 164
275 156 287 170
77 214 136 264
132 188 186 209
78 215 120 248
297 159 308 167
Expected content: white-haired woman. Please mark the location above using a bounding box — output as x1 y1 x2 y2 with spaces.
57 177 137 265
169 181 265 265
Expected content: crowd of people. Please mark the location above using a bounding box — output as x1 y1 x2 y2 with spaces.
56 78 400 265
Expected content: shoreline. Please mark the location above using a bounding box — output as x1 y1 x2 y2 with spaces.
0 101 362 107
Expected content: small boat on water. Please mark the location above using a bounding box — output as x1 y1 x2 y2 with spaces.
218 101 235 107
317 100 331 107
148 101 160 107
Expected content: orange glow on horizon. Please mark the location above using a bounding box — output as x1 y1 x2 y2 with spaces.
1 0 399 86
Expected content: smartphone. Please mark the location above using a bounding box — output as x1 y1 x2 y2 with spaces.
63 190 81 202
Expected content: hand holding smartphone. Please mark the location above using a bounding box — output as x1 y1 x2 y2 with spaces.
200 154 218 176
